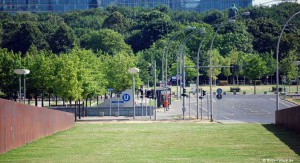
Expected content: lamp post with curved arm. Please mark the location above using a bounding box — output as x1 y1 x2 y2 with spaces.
276 10 300 111
209 11 250 121
180 28 205 119
196 29 209 119
162 26 196 103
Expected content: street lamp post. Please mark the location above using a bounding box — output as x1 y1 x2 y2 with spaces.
276 10 300 111
163 26 196 102
180 28 205 120
14 69 30 104
209 12 250 121
128 67 140 119
196 29 208 119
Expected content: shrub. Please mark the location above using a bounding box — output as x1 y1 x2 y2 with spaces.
272 87 283 92
230 87 240 92
253 80 262 85
219 80 228 86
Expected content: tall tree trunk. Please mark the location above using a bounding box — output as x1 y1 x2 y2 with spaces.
41 92 44 107
97 95 99 105
55 95 58 106
78 100 81 119
34 93 38 106
48 93 51 107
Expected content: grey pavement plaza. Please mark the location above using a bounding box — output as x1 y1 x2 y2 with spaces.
78 94 296 124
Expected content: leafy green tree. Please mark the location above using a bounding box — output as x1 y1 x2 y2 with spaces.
261 52 276 82
5 22 47 55
218 22 253 55
24 49 55 105
0 23 2 47
247 18 281 53
155 5 171 14
103 11 131 34
127 10 176 52
224 49 239 83
14 12 38 22
54 53 83 101
70 48 107 98
0 49 22 99
38 13 64 43
49 23 76 54
81 29 132 55
102 52 140 93
241 53 267 81
209 49 225 83
63 10 104 31
170 54 197 82
203 10 225 25
280 51 297 83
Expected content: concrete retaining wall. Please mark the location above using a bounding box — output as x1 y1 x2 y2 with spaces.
0 99 75 154
276 106 300 132
49 106 154 117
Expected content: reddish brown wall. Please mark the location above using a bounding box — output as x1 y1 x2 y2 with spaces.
276 106 300 132
0 98 74 154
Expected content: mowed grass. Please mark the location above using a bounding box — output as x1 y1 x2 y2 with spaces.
0 123 300 162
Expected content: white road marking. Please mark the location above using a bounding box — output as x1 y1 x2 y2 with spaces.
222 116 230 119
270 98 295 107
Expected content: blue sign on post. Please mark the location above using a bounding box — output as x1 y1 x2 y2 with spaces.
217 88 222 94
108 88 114 92
122 93 131 102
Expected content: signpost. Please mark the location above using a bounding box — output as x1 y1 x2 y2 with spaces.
216 94 222 100
216 88 223 120
108 88 113 116
117 93 120 117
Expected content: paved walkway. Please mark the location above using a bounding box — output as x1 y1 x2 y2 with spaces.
76 99 212 122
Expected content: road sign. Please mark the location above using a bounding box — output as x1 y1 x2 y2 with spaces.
217 88 222 94
190 84 196 93
216 94 222 100
282 76 287 83
122 93 130 102
108 88 113 92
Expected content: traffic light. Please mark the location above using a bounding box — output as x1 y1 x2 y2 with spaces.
146 90 151 98
151 89 155 99
182 88 187 96
139 89 143 96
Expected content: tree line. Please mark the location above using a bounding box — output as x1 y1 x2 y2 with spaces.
0 3 299 101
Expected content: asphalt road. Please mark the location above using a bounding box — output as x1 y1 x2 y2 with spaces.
156 94 296 123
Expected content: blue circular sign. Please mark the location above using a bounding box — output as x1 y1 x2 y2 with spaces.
122 94 131 102
217 88 222 94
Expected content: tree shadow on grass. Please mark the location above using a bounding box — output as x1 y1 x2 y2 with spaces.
263 124 300 156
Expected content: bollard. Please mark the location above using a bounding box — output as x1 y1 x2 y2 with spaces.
99 112 104 117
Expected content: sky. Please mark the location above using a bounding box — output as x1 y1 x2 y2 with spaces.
252 0 299 6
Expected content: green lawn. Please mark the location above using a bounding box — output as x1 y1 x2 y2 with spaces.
0 123 299 162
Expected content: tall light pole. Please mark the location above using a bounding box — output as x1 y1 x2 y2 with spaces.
128 67 140 119
14 69 30 104
209 12 250 121
196 29 208 119
276 10 300 111
180 28 205 119
163 26 196 101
